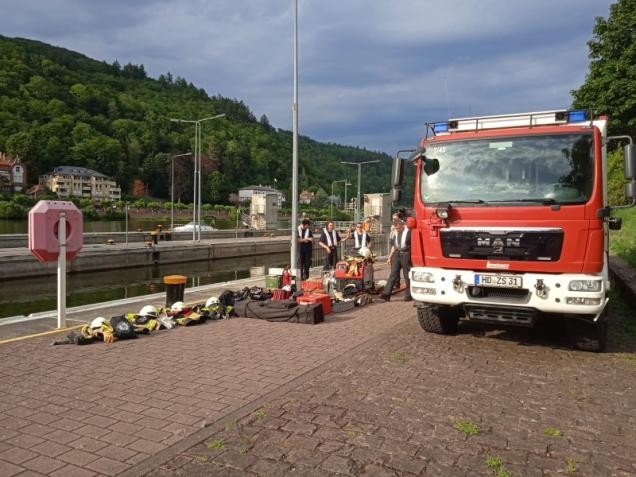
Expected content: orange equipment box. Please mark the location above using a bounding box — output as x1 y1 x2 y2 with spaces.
301 280 323 292
334 260 364 279
296 293 332 315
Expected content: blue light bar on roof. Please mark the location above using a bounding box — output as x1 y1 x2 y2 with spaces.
432 122 448 133
567 109 588 122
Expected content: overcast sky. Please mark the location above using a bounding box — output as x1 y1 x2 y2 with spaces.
1 0 614 154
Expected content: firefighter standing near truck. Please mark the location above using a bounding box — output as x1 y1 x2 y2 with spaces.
381 218 412 302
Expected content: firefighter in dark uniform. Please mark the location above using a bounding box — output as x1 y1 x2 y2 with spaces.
298 219 313 280
381 219 412 302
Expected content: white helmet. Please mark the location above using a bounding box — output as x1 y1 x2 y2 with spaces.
206 297 219 308
359 246 372 259
139 304 158 318
90 317 106 329
171 301 185 313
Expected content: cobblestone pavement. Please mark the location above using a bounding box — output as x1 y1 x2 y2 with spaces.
147 311 636 477
0 284 410 477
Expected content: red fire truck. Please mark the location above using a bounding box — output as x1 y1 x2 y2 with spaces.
391 109 635 351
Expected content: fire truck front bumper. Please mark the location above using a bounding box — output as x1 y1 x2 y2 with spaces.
409 267 608 316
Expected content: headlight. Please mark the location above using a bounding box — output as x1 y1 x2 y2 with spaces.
436 208 449 219
412 271 435 282
568 280 602 292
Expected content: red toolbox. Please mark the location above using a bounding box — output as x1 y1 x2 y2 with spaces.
301 280 323 292
271 289 291 300
296 293 332 315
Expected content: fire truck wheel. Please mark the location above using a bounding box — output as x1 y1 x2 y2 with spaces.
566 316 607 352
417 304 459 335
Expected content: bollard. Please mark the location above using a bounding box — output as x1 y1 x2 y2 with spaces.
164 275 187 308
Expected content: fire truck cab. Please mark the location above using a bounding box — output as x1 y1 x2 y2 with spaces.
392 109 635 351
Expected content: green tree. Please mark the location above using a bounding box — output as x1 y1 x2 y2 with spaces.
571 0 636 137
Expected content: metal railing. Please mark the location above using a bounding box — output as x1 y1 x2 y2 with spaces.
308 233 389 268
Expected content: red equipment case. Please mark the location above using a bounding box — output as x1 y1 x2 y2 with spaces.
296 293 332 315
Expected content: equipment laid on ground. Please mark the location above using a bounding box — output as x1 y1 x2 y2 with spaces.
391 108 636 352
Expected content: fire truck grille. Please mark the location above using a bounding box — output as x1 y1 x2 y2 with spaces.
466 286 531 303
464 304 536 326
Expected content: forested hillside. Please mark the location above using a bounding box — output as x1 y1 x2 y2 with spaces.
0 35 393 204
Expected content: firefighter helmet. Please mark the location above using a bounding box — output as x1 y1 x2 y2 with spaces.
139 304 159 318
206 297 220 308
171 301 185 313
90 317 106 329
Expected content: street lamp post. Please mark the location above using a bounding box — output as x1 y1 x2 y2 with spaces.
330 179 346 220
170 152 192 232
344 180 352 214
341 160 380 222
290 0 300 284
170 114 225 241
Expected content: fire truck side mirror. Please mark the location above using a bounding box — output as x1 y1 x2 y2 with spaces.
391 156 404 187
624 144 635 180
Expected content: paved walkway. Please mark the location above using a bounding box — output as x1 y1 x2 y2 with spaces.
0 281 412 477
1 263 635 476
147 304 636 477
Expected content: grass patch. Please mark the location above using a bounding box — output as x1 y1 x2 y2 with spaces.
254 410 267 420
565 457 577 475
610 207 636 268
607 288 636 350
544 427 563 437
206 438 224 449
390 351 407 364
485 454 512 477
454 418 480 436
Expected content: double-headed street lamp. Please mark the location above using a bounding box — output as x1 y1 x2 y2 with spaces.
170 152 192 232
341 160 380 222
330 179 347 220
170 113 225 241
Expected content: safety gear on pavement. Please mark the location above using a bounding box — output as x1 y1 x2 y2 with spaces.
171 301 185 313
90 317 106 329
206 297 220 308
139 304 159 318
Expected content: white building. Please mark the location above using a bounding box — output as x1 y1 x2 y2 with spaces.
40 166 121 202
238 185 285 208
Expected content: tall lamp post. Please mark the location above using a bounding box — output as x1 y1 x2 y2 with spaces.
170 114 225 241
344 180 352 215
341 160 380 222
330 179 346 220
290 0 300 283
170 152 192 232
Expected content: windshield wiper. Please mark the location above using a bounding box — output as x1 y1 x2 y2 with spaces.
486 198 557 205
445 199 486 204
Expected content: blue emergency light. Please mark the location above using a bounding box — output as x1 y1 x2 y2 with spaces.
567 109 588 122
432 122 448 133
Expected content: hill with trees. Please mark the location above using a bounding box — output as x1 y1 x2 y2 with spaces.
0 34 394 206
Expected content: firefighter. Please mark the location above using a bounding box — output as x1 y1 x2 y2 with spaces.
319 221 347 270
351 222 372 253
297 219 313 280
381 219 412 302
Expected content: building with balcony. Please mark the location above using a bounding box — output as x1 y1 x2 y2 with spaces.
0 153 26 194
39 166 121 202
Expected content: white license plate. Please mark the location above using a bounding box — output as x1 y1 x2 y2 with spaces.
475 274 522 288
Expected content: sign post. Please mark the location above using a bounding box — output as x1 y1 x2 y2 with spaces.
28 201 83 328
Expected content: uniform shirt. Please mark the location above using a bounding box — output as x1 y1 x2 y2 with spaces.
352 230 371 249
298 225 313 252
391 228 411 253
320 228 341 249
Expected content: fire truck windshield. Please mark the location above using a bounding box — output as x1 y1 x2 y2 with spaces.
420 133 594 205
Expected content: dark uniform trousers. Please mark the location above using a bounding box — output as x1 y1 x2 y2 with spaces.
382 249 412 299
299 246 312 280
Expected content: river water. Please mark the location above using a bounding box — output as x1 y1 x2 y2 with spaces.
0 252 292 319
0 217 234 234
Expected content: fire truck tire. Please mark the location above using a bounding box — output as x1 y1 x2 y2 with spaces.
566 317 607 352
417 304 459 335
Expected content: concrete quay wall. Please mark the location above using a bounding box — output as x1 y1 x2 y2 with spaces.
0 237 292 280
0 228 290 248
